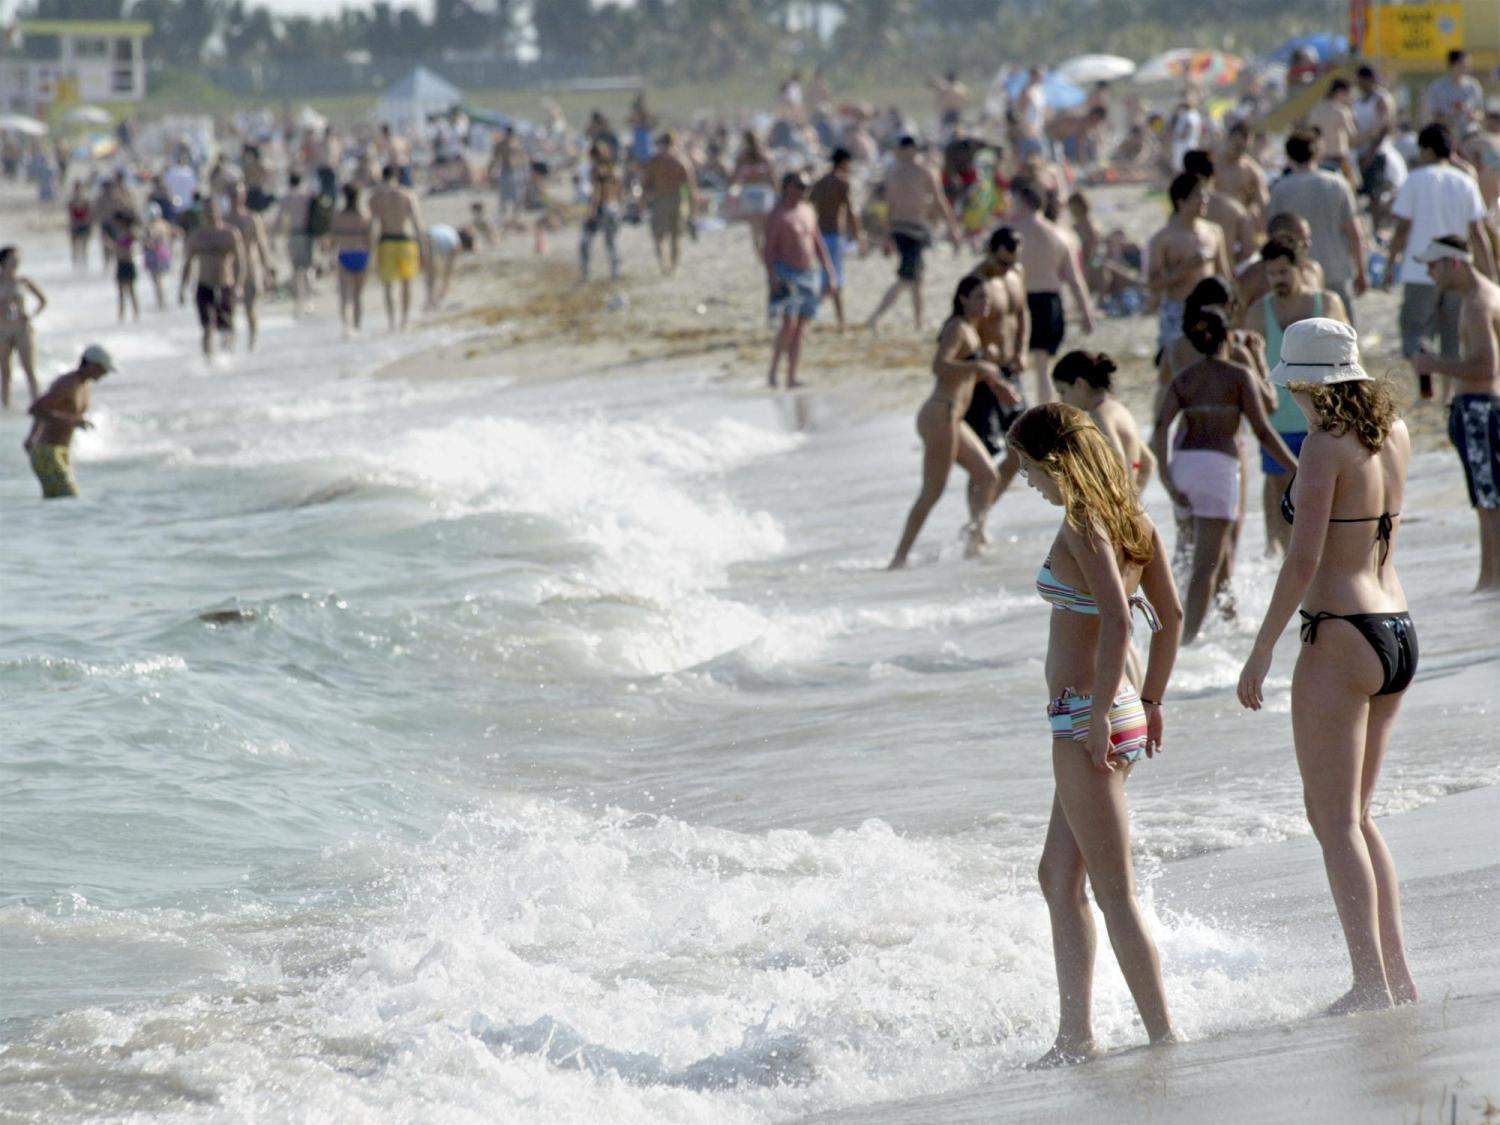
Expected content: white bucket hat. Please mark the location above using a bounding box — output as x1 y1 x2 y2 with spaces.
1270 318 1370 386
81 343 117 372
1413 237 1472 266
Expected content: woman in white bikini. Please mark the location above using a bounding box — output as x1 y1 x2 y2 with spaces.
730 130 778 261
0 245 47 409
1152 308 1297 643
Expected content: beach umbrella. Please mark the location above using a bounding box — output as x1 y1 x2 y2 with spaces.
1003 69 1088 111
0 113 48 136
463 106 512 131
296 105 327 132
1057 54 1136 86
1135 48 1246 87
1269 33 1347 65
63 104 112 126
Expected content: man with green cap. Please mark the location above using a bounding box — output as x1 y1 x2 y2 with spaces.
23 343 115 499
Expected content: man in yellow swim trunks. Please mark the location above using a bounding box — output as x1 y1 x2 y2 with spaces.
24 344 115 499
369 163 425 330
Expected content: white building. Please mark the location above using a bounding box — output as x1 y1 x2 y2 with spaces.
0 20 152 115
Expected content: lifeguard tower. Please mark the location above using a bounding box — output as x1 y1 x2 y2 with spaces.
0 19 152 116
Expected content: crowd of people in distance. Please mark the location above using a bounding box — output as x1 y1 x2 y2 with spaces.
4 46 1499 1068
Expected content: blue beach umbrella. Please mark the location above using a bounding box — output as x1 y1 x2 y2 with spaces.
1004 69 1088 111
1269 33 1348 65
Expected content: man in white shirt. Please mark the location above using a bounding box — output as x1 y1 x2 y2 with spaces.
1170 96 1204 172
161 151 197 212
1386 123 1496 359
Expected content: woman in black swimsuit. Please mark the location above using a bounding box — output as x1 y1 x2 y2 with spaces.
1237 319 1419 1016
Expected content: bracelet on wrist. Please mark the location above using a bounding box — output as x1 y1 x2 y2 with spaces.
1140 697 1163 707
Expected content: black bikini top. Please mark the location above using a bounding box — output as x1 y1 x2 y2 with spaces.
1281 474 1398 565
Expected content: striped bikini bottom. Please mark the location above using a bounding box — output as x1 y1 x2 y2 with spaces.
1047 684 1148 765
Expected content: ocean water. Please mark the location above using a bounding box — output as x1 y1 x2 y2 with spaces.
3 225 1498 1123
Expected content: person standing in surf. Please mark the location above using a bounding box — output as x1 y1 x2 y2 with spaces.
23 344 115 499
1238 319 1419 1015
1050 350 1155 494
1007 402 1184 1066
331 183 373 334
0 245 46 408
763 172 836 391
888 274 1020 568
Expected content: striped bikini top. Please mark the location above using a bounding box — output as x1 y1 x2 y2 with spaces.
1037 556 1162 632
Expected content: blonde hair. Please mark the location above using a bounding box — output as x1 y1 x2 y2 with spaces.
1008 403 1154 566
1284 378 1397 453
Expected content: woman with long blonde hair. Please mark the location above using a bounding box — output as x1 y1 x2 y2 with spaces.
1008 402 1185 1066
1238 319 1418 1015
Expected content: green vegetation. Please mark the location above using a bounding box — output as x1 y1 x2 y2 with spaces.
23 0 1346 108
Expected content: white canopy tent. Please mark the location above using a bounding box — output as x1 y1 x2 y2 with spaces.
374 66 462 135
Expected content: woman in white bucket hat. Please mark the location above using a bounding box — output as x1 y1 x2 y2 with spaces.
1237 318 1419 1015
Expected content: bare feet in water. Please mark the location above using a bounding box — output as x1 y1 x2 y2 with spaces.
1324 985 1394 1016
963 521 988 559
1029 1038 1099 1069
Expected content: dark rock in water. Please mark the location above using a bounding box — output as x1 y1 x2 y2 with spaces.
199 609 258 626
470 1013 814 1089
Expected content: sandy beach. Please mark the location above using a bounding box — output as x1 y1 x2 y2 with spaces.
380 182 1460 453
3 162 1499 1124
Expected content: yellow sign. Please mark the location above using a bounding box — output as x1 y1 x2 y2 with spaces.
1363 3 1465 61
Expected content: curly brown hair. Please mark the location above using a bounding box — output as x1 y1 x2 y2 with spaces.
1284 379 1398 453
1008 403 1154 567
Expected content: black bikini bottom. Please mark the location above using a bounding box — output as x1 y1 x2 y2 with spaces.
1299 610 1418 696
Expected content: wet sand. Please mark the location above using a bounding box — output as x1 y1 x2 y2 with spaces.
806 785 1500 1125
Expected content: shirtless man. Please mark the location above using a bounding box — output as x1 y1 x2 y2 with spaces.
1236 237 1349 555
1353 65 1400 227
929 70 969 133
179 200 245 358
967 226 1028 493
226 182 275 350
1008 178 1094 403
1306 79 1358 184
1411 236 1500 591
488 127 527 224
369 164 425 331
807 147 861 331
763 172 836 390
1046 107 1109 170
23 344 113 499
1183 149 1259 268
1215 121 1270 224
641 131 697 276
1464 103 1500 266
242 145 272 212
865 136 960 333
275 172 316 314
1147 172 1232 355
312 126 342 199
